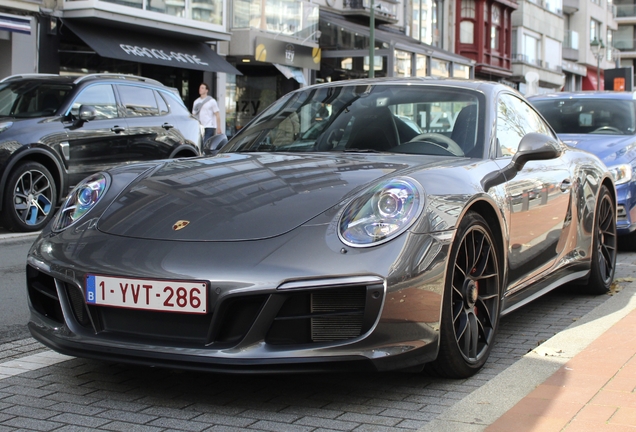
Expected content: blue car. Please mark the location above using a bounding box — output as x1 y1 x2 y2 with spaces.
530 92 636 247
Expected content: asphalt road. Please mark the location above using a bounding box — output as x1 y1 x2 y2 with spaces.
0 231 39 343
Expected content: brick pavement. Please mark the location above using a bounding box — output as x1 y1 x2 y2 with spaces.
0 253 634 431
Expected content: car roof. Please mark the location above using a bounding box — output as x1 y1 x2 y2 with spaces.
529 91 636 101
0 73 167 88
291 77 513 100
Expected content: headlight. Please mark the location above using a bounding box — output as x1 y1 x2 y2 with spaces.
53 173 109 231
339 177 425 247
609 164 632 185
0 121 13 133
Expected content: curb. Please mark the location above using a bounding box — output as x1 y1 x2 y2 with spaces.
418 280 636 432
0 231 41 242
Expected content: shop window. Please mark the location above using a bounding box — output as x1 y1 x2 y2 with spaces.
395 50 412 77
431 58 450 77
454 64 470 78
416 54 428 77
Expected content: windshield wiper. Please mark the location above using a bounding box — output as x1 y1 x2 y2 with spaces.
342 148 384 153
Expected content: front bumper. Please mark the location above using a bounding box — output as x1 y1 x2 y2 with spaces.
26 224 451 373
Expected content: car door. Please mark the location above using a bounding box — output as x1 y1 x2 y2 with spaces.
63 83 130 187
495 92 573 289
116 84 181 161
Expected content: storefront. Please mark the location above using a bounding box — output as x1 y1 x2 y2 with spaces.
52 18 240 111
226 34 321 137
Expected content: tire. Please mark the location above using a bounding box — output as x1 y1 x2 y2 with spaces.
426 211 501 378
1 162 57 232
586 185 617 294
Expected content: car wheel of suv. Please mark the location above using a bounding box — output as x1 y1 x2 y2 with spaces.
1 162 57 232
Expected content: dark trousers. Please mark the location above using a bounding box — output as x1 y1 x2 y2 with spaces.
203 128 216 145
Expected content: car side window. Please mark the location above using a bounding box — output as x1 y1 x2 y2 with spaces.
118 85 159 117
496 93 553 157
70 84 118 119
156 91 169 115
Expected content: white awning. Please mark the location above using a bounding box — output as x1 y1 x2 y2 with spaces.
274 64 307 85
0 12 31 35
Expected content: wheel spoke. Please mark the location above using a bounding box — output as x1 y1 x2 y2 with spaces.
467 312 479 358
475 297 494 329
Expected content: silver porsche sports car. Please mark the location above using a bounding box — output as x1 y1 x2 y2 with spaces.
26 78 617 378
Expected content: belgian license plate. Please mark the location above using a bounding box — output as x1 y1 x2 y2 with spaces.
85 274 207 314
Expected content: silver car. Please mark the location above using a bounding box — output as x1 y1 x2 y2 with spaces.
26 78 616 378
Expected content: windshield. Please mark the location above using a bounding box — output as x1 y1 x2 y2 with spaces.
0 81 73 118
532 98 636 135
223 84 484 158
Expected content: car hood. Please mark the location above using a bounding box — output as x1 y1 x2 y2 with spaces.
97 152 451 241
559 133 636 167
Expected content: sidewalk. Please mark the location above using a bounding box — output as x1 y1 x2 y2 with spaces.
420 278 636 432
487 306 636 432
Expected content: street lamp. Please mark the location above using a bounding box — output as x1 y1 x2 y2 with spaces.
590 38 606 90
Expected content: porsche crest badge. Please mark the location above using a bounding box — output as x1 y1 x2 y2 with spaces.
173 220 190 231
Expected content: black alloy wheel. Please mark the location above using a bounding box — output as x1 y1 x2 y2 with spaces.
426 211 501 378
586 185 617 294
1 162 57 232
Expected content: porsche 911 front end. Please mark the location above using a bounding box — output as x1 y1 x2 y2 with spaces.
26 153 458 373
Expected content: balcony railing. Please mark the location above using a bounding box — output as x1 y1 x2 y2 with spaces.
342 0 398 23
512 53 563 72
232 0 319 43
617 4 636 18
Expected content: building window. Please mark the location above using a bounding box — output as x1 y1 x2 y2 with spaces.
460 0 476 44
524 33 541 66
607 29 614 61
590 19 602 43
491 5 501 51
395 50 412 77
431 58 450 77
454 64 470 78
413 0 443 47
415 54 428 76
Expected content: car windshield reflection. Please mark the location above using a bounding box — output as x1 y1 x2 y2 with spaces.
223 85 484 158
532 98 636 135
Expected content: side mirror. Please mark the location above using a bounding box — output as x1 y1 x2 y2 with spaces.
204 133 228 155
78 105 97 122
482 133 562 191
512 132 562 171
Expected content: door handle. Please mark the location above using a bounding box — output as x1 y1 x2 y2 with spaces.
162 123 174 130
111 126 126 133
560 179 572 192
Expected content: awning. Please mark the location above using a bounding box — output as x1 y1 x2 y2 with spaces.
0 12 31 35
62 19 241 75
273 64 307 85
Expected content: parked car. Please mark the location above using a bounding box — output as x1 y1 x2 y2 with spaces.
529 92 636 248
26 78 616 379
0 73 202 232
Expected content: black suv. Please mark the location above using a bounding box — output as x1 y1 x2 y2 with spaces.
0 73 202 232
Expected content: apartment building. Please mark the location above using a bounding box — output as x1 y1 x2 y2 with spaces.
615 0 636 82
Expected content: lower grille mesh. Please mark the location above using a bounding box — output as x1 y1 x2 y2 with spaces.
311 290 365 341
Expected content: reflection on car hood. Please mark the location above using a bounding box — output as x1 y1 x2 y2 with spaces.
560 133 636 166
98 153 444 241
